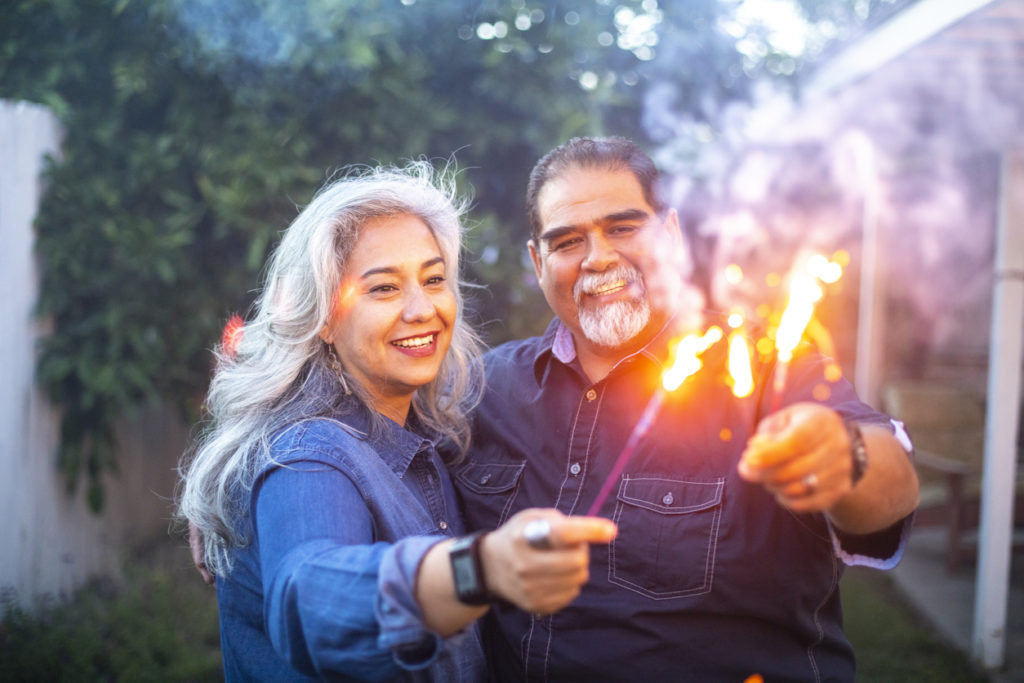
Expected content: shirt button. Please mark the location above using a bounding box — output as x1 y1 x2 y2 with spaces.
662 492 674 506
569 462 582 476
439 521 448 531
585 389 597 401
479 473 491 485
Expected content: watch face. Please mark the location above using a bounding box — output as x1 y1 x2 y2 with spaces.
453 554 480 593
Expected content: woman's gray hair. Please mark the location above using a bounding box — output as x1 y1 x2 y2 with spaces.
177 160 484 575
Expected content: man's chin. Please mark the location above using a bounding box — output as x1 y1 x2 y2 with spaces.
577 302 651 350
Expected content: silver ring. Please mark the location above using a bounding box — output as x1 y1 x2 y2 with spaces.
802 472 819 494
523 518 553 550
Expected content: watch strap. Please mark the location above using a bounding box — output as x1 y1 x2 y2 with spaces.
845 420 869 487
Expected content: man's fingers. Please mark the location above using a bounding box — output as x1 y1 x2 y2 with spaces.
545 516 618 547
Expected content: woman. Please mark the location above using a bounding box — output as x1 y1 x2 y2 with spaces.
178 161 615 681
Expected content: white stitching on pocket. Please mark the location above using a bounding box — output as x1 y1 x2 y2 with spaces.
608 475 725 599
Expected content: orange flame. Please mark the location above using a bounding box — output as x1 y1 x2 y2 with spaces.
774 254 845 362
728 332 754 398
662 326 722 391
775 272 821 362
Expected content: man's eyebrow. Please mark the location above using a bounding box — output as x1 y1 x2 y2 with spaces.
360 256 445 279
602 208 650 224
538 225 579 246
539 208 652 245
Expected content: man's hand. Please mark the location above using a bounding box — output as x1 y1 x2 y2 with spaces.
737 403 855 513
738 402 919 533
189 521 216 586
480 509 617 615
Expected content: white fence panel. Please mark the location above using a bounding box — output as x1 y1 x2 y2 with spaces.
0 100 187 611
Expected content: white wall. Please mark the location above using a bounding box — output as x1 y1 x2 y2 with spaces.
0 100 188 611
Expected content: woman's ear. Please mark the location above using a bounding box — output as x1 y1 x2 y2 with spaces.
318 324 333 345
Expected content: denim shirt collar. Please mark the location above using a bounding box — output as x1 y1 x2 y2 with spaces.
531 313 707 387
331 398 438 479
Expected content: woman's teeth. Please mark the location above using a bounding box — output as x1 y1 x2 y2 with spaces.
393 334 434 349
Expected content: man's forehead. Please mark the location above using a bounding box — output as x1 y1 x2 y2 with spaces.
537 166 652 232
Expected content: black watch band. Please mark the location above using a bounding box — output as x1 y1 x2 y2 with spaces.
449 531 491 605
845 420 869 487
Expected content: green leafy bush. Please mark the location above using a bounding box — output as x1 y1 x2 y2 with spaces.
0 553 221 681
1 0 799 507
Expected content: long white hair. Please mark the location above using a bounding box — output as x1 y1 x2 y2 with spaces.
177 160 484 575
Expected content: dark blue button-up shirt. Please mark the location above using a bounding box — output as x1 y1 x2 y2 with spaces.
453 317 911 682
216 404 486 682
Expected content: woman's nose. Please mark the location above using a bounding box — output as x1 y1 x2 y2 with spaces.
402 286 435 323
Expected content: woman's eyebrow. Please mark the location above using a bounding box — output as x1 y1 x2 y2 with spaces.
360 256 445 279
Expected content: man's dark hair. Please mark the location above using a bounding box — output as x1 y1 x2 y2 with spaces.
525 136 667 241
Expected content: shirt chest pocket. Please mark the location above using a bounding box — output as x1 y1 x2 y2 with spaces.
609 475 725 599
453 461 526 528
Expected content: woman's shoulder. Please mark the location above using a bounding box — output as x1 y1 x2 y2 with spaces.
268 416 374 466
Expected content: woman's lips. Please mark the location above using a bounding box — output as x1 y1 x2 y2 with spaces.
391 332 438 358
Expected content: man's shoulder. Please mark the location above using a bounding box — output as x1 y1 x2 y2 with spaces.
484 333 548 372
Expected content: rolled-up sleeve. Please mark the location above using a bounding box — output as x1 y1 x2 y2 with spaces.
254 461 446 680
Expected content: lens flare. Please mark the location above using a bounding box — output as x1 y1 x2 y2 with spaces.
221 314 244 358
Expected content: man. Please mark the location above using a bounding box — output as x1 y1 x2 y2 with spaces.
450 136 919 681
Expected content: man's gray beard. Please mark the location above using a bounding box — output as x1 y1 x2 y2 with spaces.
577 297 651 348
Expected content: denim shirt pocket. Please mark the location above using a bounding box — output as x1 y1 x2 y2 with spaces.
608 475 725 599
453 461 526 528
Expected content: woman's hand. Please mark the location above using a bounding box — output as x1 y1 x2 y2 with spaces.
480 509 617 615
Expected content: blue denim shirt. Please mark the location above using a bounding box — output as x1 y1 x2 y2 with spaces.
216 404 486 682
452 317 912 683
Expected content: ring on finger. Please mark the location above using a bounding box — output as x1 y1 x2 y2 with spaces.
801 472 819 495
523 518 553 550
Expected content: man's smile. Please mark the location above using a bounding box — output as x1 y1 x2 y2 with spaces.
588 279 628 297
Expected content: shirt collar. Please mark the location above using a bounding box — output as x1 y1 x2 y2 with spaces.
532 310 712 386
332 397 437 478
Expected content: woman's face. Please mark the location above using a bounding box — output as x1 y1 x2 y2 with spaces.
321 213 456 424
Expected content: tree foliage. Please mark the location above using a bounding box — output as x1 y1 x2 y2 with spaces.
0 0 896 508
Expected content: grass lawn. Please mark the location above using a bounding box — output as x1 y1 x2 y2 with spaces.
0 542 995 680
842 566 990 682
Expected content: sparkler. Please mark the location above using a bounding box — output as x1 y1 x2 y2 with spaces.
769 255 844 411
586 327 722 516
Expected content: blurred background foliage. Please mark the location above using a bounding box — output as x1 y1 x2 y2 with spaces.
0 0 909 508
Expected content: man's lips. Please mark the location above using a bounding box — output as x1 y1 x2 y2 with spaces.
586 279 629 297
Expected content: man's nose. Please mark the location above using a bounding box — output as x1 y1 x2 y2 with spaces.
402 286 435 323
582 233 618 271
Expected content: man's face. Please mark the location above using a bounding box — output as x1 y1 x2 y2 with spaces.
528 165 685 356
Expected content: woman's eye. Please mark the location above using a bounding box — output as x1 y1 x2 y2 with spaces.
426 275 446 286
369 284 397 295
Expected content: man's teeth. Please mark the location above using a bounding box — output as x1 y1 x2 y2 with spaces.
393 334 435 349
591 281 627 296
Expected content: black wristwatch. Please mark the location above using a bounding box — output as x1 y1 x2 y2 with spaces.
845 420 869 487
449 531 491 605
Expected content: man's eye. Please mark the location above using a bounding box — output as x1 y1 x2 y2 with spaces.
553 237 582 251
610 225 637 235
